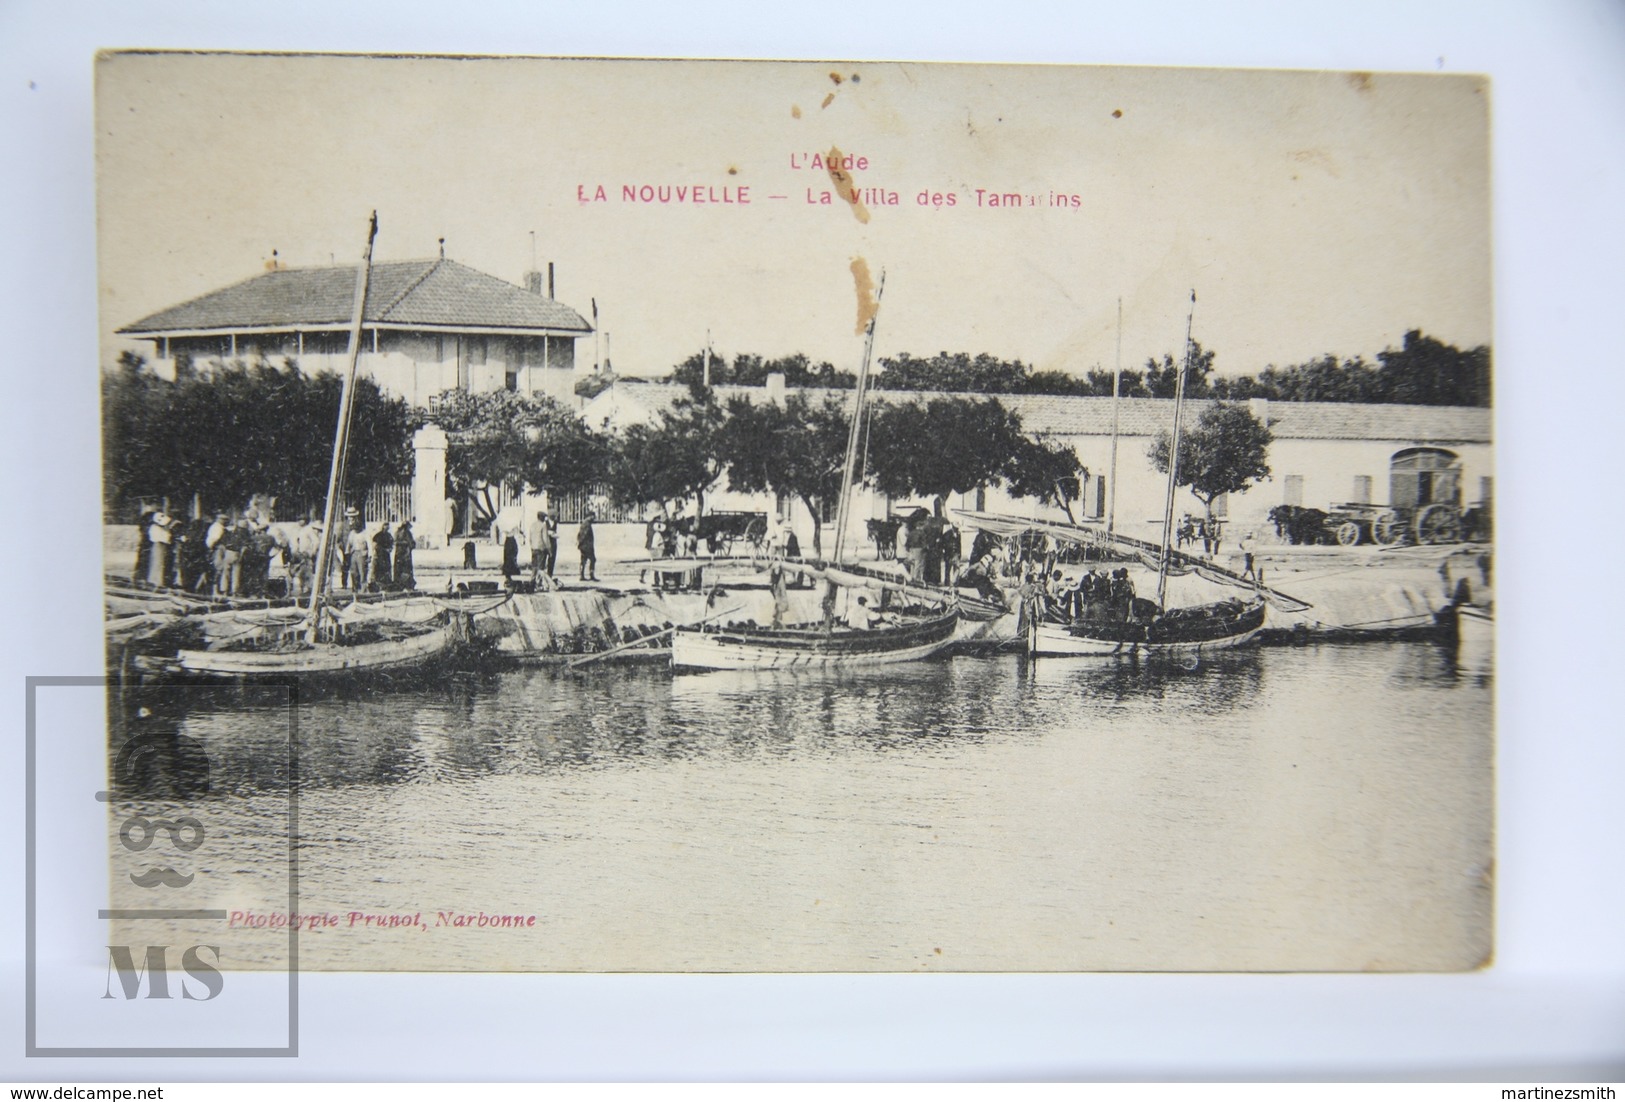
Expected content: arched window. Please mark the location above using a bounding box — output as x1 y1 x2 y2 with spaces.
1389 448 1461 508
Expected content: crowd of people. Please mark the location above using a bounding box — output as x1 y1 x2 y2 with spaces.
880 511 962 586
130 503 418 599
953 529 1150 625
1176 513 1224 555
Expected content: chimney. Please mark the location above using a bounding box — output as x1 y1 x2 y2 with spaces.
765 372 786 405
523 271 544 295
1249 397 1270 423
547 262 555 299
438 237 445 259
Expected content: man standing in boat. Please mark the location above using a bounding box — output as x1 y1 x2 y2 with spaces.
344 508 371 591
1109 568 1136 622
371 517 394 591
393 517 416 591
768 558 791 629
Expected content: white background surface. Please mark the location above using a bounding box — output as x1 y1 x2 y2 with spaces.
1 0 1622 1082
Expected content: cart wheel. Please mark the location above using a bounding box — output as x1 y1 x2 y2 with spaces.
1415 504 1462 545
1372 509 1406 546
1335 520 1363 546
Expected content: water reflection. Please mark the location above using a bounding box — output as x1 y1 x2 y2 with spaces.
104 641 1480 797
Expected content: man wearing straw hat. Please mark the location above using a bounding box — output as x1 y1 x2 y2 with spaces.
343 507 370 591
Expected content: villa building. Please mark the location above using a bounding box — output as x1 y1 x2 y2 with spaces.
119 257 594 408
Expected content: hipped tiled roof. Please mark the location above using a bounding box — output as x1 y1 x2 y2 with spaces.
594 381 1491 444
120 259 593 335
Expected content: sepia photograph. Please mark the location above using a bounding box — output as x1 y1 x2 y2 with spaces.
95 53 1493 974
7 1 1624 1083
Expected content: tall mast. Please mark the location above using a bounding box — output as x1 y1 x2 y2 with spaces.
831 270 885 564
1155 290 1196 611
1106 295 1122 536
305 212 379 644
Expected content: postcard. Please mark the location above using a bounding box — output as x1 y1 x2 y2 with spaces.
94 52 1492 974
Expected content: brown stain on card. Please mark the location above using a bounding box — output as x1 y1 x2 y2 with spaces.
851 257 878 335
821 91 836 110
791 104 801 119
826 145 870 224
1289 148 1340 178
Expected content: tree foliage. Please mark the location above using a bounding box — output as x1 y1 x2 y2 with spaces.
102 354 416 519
661 331 1489 405
1374 329 1491 407
867 396 1084 515
432 389 609 525
1002 434 1086 521
716 392 850 555
600 383 727 515
1147 401 1274 519
668 350 854 389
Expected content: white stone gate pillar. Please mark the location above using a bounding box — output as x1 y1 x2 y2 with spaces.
412 424 450 550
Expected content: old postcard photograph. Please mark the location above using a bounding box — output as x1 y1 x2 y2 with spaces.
94 52 1493 974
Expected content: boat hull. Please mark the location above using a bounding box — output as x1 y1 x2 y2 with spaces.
1032 598 1266 658
672 612 958 671
176 624 456 679
1454 603 1493 676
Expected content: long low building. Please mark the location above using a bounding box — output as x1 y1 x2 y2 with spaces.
580 378 1492 546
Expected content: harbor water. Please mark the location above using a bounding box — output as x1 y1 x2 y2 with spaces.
108 640 1492 972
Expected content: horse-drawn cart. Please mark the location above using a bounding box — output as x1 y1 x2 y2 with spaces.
1268 500 1489 546
1324 501 1466 546
693 510 767 556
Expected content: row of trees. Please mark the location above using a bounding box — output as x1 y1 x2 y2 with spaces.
102 353 416 519
663 330 1491 407
445 383 1086 556
107 347 1284 541
103 355 1087 547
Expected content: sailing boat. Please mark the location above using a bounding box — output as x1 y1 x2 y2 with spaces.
1024 292 1269 659
171 214 489 680
669 275 959 671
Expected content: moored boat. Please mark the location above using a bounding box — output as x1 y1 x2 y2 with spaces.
1453 601 1493 676
1031 594 1265 658
175 621 459 677
670 272 963 672
672 609 958 671
983 292 1294 661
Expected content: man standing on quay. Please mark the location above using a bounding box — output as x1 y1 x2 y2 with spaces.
527 509 552 589
577 511 598 582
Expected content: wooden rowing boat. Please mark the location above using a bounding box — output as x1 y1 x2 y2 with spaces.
175 622 458 677
1030 595 1266 658
672 610 958 671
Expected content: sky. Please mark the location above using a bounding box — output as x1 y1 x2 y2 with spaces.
96 55 1491 381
